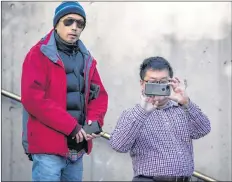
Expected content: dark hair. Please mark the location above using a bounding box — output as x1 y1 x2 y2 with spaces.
140 56 173 80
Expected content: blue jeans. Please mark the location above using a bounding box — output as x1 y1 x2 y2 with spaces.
32 154 83 181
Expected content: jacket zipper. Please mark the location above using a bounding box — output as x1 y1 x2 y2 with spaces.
84 55 90 115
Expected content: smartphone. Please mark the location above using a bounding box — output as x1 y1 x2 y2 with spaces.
82 121 102 135
144 82 171 96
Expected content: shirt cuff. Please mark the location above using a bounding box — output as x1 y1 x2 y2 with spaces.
181 98 196 111
132 104 150 121
69 124 81 137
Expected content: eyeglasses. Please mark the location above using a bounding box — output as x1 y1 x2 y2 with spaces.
143 80 170 84
62 18 85 29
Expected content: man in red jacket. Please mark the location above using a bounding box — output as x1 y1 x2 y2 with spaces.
21 1 108 181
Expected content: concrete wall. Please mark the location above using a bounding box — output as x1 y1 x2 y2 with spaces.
1 1 231 181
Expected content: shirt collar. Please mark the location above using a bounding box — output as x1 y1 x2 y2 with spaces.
157 100 179 110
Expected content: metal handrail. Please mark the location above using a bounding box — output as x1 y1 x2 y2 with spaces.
1 89 218 182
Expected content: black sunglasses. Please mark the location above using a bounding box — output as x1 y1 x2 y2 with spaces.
63 18 85 29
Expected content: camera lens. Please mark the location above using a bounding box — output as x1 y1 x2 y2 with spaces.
162 88 165 91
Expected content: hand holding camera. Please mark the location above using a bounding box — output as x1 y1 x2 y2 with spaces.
143 77 189 107
75 120 102 143
140 92 159 113
167 77 189 106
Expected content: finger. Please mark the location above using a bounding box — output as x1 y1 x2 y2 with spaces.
147 97 153 103
169 81 182 91
78 132 83 143
174 78 186 89
175 87 184 93
174 77 181 83
86 134 93 141
152 100 158 107
148 96 156 103
168 82 175 87
143 96 151 103
168 82 178 90
81 129 88 141
88 120 92 125
90 134 96 139
76 135 80 143
141 89 145 96
154 101 159 107
170 83 184 93
141 94 147 101
170 77 180 85
92 133 100 138
88 134 95 140
168 95 179 103
169 78 176 83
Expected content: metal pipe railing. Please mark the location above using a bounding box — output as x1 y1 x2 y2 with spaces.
2 89 21 102
1 89 218 182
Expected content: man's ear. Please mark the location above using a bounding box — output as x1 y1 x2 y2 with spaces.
54 23 59 31
140 80 144 86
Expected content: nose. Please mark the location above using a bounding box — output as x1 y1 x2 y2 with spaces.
71 22 77 31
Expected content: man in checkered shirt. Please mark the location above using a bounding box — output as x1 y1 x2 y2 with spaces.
109 57 211 182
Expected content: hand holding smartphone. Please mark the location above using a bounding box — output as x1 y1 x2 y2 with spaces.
82 121 102 135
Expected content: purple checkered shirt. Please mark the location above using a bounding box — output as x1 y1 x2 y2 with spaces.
109 100 211 177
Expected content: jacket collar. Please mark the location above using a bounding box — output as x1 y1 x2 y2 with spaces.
40 29 90 63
